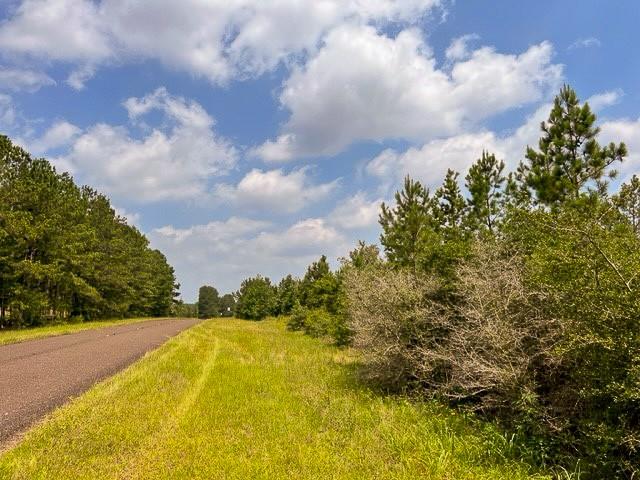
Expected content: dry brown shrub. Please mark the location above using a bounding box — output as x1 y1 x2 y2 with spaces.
425 244 563 412
344 265 445 390
345 243 563 414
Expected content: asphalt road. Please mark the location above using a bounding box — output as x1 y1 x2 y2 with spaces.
0 318 199 448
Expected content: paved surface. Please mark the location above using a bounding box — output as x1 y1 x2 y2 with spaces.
0 318 199 447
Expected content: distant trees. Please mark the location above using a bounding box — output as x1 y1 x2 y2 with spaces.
0 135 178 327
234 276 276 320
219 293 235 317
197 285 220 319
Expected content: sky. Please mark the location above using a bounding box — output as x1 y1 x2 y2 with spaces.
1 0 639 301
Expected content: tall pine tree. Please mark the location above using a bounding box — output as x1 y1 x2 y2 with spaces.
465 151 506 234
521 85 627 206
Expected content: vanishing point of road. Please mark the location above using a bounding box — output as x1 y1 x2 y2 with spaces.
0 318 199 448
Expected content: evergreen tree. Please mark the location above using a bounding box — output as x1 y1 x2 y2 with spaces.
276 274 298 315
521 85 627 206
465 151 506 234
197 285 220 318
0 135 178 326
433 169 467 237
379 176 434 270
299 256 340 313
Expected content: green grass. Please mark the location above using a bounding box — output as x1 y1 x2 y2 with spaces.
0 318 550 479
0 317 169 346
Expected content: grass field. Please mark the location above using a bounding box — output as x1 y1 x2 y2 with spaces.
0 318 550 479
0 317 169 346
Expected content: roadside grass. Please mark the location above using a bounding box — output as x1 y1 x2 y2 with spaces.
0 318 550 479
0 317 172 346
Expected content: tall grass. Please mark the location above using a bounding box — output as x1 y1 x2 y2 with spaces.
0 318 549 479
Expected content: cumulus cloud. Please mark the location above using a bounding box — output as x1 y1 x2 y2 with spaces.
149 216 349 299
215 168 338 213
255 25 562 161
0 0 442 84
60 87 237 202
445 33 479 61
23 120 82 155
600 117 640 181
329 192 382 229
366 102 552 189
587 89 623 112
0 0 111 62
0 67 55 92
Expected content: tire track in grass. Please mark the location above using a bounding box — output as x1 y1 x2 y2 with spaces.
118 330 220 478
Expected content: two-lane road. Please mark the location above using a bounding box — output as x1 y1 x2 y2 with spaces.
0 318 199 447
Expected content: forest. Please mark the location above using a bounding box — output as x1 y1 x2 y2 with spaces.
0 135 179 327
222 86 640 478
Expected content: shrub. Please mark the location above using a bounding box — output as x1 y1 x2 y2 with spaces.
344 264 446 390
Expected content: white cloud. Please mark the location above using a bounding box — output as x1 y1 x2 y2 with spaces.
0 0 442 84
0 67 55 92
329 192 382 229
215 168 337 213
60 88 237 202
66 64 96 90
0 94 17 128
0 0 111 62
24 120 81 155
149 216 349 299
600 117 640 181
256 25 562 161
568 37 601 50
366 102 552 189
445 33 479 61
587 89 623 112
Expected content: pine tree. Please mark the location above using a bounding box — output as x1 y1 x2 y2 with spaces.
521 85 627 206
465 151 506 234
433 169 467 237
276 274 299 315
379 176 433 270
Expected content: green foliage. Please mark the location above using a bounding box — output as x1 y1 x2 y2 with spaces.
520 85 627 206
276 274 299 315
197 285 220 318
0 135 178 327
299 255 341 313
613 174 640 233
380 176 434 271
219 293 235 317
347 86 638 477
171 301 198 318
234 275 276 320
465 151 506 234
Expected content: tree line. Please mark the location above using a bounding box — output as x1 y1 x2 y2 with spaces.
0 135 179 327
224 86 640 478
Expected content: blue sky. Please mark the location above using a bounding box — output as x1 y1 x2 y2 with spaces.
1 0 639 301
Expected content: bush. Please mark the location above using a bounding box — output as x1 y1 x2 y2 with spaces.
287 303 351 346
345 215 640 477
344 264 446 390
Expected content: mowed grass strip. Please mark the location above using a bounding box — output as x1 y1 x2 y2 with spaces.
0 319 549 479
0 317 170 346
